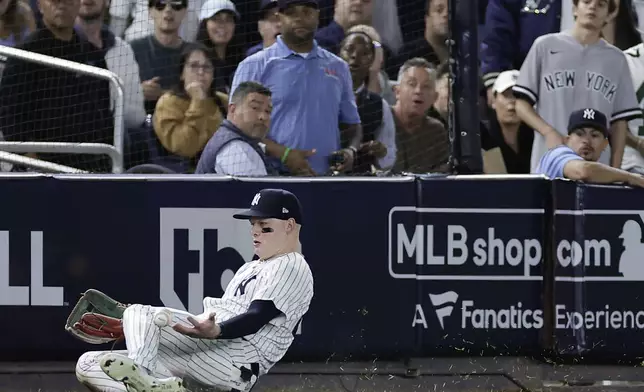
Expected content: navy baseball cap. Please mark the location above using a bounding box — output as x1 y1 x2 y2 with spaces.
567 108 609 137
277 0 318 11
260 0 278 11
233 189 304 224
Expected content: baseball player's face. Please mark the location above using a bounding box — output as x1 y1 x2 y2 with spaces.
566 127 608 161
250 218 292 259
573 0 610 31
493 88 519 125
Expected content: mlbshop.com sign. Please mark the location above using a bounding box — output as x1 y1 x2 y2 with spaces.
552 210 644 281
388 206 544 280
388 207 644 282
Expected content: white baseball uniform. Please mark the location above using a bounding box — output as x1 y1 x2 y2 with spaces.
623 43 644 174
76 252 314 392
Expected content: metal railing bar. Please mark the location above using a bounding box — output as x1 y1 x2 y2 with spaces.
0 151 88 173
0 45 125 173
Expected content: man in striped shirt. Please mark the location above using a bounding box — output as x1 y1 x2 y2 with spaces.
75 189 314 392
536 108 644 187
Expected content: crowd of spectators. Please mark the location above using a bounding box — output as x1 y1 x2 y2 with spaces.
0 0 643 183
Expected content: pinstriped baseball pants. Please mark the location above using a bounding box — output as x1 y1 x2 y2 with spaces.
76 304 261 392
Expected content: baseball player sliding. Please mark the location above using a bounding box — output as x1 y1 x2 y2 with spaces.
68 189 314 392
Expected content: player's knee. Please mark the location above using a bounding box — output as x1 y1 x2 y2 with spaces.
75 351 98 380
122 303 150 322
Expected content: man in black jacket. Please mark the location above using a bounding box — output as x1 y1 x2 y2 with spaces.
0 0 113 172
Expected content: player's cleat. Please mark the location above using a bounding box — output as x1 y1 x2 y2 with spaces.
99 352 185 392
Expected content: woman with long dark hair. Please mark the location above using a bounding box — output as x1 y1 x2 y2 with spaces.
195 0 244 94
0 0 35 47
604 0 642 49
152 43 229 172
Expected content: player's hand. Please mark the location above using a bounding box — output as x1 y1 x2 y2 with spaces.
172 312 221 339
142 77 163 101
359 140 387 159
285 148 317 176
544 128 564 149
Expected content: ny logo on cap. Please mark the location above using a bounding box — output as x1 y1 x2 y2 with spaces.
583 109 595 120
251 193 261 206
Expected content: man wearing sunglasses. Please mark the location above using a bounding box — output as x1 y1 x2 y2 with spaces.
130 0 190 114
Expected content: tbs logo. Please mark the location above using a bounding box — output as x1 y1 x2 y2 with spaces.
159 208 255 314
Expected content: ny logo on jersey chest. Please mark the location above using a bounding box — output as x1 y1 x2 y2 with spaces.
235 275 258 296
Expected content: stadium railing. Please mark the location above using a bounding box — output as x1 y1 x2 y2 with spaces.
0 45 125 174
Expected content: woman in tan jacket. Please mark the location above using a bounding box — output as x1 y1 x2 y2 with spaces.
153 43 228 171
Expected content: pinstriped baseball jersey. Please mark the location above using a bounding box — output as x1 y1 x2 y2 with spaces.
623 43 644 171
204 252 313 370
514 31 641 172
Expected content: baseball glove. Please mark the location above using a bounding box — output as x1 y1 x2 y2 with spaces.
65 289 128 344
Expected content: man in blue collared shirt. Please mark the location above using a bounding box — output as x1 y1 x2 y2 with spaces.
231 0 363 175
536 108 644 187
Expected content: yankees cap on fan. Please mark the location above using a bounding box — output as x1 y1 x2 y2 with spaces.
260 0 278 11
567 108 608 137
492 70 519 94
277 0 318 11
233 188 304 224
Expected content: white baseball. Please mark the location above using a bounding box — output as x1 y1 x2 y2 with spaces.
153 309 172 327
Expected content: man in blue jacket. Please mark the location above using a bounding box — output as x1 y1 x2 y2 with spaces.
480 0 623 105
482 0 568 102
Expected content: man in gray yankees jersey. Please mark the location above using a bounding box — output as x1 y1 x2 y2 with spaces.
513 0 641 173
75 188 314 392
